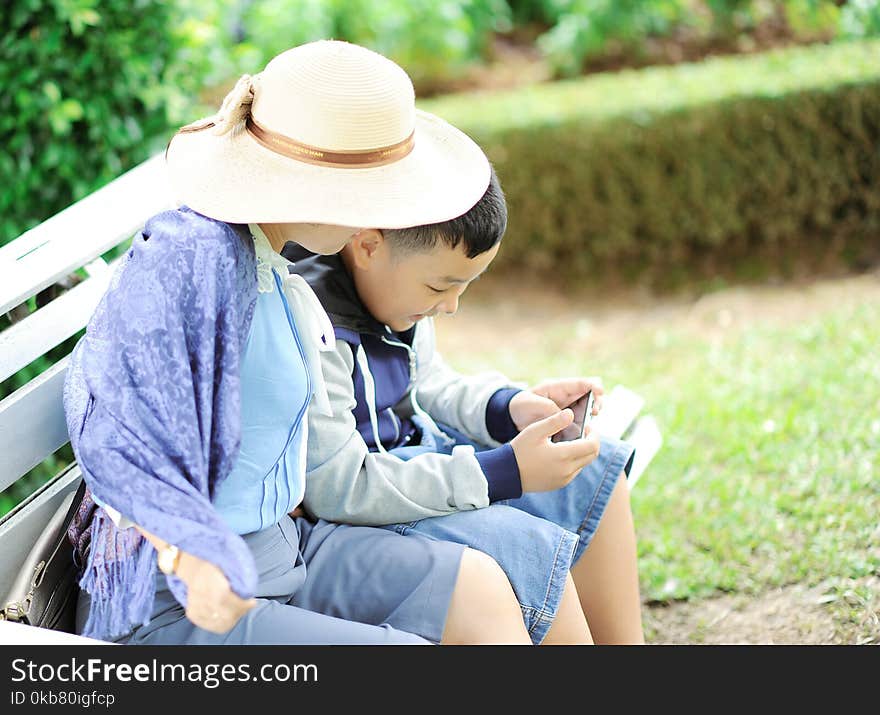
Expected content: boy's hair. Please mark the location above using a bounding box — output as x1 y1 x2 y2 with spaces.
383 165 506 259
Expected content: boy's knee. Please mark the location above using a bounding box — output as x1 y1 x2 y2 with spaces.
461 546 502 572
457 547 515 598
444 547 530 644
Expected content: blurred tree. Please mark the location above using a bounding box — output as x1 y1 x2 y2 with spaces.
0 0 212 246
839 0 880 37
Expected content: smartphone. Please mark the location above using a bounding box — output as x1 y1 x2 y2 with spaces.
551 391 594 443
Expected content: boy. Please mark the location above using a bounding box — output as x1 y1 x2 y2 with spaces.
285 167 644 644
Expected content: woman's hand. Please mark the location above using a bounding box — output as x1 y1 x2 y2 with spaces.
175 552 257 634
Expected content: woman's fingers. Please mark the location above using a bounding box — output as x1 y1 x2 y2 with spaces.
178 552 256 633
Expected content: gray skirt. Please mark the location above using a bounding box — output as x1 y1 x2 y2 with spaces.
76 515 465 645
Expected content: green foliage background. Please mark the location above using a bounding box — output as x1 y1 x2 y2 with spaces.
1 7 879 642
1 1 191 246
422 40 880 283
5 1 880 249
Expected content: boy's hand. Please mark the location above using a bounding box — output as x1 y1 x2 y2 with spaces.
508 391 559 431
510 409 600 493
509 377 604 432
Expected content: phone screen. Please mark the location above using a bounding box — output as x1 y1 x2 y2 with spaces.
551 391 594 443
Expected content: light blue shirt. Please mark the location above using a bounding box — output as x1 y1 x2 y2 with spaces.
91 223 336 535
212 267 310 534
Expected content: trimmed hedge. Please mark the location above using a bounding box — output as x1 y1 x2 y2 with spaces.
420 40 880 281
0 1 190 247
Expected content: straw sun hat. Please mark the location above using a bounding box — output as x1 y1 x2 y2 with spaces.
165 39 491 229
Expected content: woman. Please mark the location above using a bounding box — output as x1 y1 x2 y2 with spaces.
64 40 533 645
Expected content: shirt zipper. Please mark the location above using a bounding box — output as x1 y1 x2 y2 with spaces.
379 333 415 446
380 332 417 387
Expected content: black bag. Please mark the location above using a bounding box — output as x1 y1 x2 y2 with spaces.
0 480 86 633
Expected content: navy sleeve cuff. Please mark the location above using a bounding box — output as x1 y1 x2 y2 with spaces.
475 444 522 502
486 387 522 444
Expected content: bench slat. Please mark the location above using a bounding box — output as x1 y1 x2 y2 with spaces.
623 415 663 490
0 619 112 645
0 358 70 491
0 153 172 315
0 466 81 596
0 260 113 383
592 384 645 441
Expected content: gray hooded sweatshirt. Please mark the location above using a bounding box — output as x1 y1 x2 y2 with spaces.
287 248 524 526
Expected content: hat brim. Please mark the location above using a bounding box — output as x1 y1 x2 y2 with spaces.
164 109 491 229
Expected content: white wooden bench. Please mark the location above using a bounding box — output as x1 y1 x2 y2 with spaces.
0 153 173 645
0 153 661 644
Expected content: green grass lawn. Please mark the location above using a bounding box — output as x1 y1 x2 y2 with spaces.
437 275 879 640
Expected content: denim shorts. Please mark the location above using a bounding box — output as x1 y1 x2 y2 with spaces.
76 514 464 645
386 422 635 645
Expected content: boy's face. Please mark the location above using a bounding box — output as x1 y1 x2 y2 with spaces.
342 230 499 332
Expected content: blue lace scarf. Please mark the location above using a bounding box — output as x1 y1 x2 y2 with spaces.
63 207 259 640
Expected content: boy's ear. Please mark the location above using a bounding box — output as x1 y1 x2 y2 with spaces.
348 228 386 270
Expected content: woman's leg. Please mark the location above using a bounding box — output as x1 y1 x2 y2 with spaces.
140 598 431 645
441 547 532 644
569 471 645 644
78 580 430 645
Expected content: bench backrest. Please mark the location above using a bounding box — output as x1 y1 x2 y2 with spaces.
0 153 173 597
